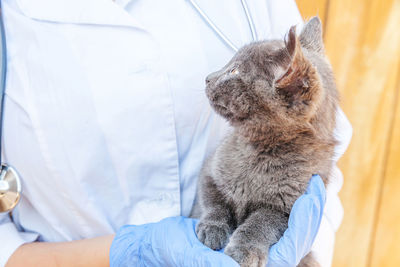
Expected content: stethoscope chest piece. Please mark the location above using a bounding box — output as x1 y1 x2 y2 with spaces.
0 164 21 213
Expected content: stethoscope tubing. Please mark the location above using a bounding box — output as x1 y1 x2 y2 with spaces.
0 0 23 214
187 0 257 52
0 0 7 165
239 0 257 41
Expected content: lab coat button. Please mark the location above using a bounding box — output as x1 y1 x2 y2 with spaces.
155 193 174 206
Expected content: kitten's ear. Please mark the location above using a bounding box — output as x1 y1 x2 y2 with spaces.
275 26 308 94
285 26 298 58
275 26 320 107
299 16 324 53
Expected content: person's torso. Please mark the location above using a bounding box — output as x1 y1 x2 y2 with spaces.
2 0 303 241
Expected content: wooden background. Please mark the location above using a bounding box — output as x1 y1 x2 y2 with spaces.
296 0 400 266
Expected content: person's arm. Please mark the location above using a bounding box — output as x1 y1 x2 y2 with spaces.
7 217 239 267
0 214 38 266
5 235 114 267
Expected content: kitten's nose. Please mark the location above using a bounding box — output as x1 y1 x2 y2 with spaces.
205 75 211 85
206 71 221 85
205 72 216 85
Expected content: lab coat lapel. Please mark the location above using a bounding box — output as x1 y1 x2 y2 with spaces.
16 0 145 30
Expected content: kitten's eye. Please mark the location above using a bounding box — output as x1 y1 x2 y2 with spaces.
230 67 239 75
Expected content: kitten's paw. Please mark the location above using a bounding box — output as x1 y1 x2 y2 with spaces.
225 244 266 267
196 220 230 250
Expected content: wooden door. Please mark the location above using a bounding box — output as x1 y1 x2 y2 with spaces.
296 0 400 266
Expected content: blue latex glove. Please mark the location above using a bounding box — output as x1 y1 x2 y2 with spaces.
110 216 239 267
267 174 326 267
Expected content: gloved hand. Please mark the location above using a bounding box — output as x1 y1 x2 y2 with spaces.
267 174 326 267
110 216 239 267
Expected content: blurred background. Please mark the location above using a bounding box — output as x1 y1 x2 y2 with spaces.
296 0 400 266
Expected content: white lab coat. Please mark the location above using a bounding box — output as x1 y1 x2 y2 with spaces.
0 0 352 266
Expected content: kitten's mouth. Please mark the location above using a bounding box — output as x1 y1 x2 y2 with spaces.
206 92 228 111
211 102 234 120
206 88 231 115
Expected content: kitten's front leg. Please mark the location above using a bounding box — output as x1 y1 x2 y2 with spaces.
196 174 236 250
196 207 234 250
225 208 288 267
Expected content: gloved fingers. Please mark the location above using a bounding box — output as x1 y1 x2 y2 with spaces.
149 217 236 266
184 246 239 267
268 243 294 267
303 175 326 233
110 224 151 267
292 194 323 253
111 216 238 267
306 175 326 204
200 249 240 267
268 195 321 266
147 217 199 257
267 176 326 267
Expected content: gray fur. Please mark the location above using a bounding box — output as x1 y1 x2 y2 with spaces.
299 17 324 54
193 17 337 267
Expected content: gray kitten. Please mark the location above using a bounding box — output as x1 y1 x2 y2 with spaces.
193 17 337 267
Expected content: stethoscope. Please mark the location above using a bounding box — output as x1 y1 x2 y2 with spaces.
0 1 22 214
188 0 258 52
0 0 257 214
